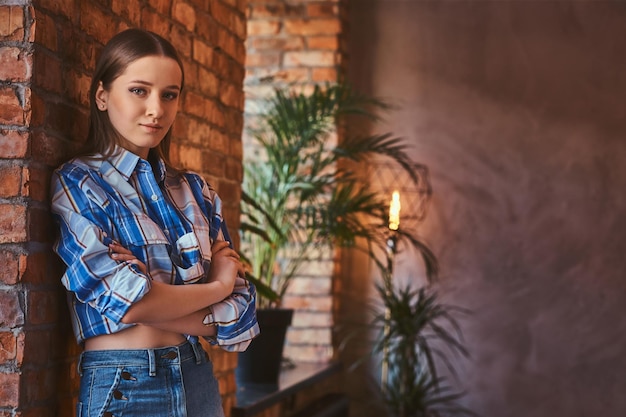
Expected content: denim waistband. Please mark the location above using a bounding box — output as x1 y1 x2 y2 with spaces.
78 340 204 377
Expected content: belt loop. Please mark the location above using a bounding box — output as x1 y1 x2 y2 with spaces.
148 349 156 377
77 352 84 377
190 341 203 365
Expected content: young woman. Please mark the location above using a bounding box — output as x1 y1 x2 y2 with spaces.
51 29 259 417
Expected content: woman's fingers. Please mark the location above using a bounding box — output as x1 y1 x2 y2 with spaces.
126 259 147 275
110 252 134 261
109 242 132 255
211 240 232 254
109 242 147 275
211 241 240 262
109 239 242 278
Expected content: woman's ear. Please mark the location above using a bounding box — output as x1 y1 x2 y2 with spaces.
95 81 108 111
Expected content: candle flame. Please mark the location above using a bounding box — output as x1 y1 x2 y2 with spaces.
389 190 401 231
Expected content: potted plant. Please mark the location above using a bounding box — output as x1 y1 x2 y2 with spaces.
237 83 434 384
368 264 477 417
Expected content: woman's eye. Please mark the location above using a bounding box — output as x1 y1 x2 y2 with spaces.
163 91 179 101
129 88 146 96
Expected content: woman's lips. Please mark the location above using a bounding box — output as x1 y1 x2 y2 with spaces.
140 123 162 133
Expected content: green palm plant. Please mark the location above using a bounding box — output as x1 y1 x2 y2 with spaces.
372 272 476 417
240 83 436 308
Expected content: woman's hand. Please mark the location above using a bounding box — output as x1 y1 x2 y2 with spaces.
208 240 243 296
109 241 147 275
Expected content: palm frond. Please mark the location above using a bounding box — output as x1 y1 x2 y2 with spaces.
240 82 436 311
370 282 474 417
336 133 422 184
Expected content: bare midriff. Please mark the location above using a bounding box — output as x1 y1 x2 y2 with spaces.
84 325 186 351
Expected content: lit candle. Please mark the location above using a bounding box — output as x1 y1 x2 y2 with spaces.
388 190 401 231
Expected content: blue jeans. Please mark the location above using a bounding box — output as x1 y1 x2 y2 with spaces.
77 341 225 417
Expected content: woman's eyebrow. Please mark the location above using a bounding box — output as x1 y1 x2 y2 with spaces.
128 80 181 90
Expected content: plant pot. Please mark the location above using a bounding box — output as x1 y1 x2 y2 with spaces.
236 308 294 385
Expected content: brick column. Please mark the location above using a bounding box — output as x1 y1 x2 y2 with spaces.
1 3 61 416
244 0 349 364
1 1 248 416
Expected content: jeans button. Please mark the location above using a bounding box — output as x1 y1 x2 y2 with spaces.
113 390 124 400
121 371 132 380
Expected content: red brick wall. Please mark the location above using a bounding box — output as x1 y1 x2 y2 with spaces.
1 1 247 416
243 1 348 365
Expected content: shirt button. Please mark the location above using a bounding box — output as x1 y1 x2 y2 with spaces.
121 371 133 380
164 229 169 235
151 194 158 201
150 233 157 239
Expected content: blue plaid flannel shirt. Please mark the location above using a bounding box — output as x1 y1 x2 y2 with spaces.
51 147 259 351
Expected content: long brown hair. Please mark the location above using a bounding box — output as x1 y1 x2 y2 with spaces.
83 28 184 166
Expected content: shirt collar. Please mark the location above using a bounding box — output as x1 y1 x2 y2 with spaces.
154 158 167 183
107 147 140 181
106 146 167 183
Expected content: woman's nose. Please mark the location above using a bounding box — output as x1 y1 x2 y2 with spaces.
146 94 164 118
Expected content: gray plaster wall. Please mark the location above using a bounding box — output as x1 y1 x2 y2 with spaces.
341 1 626 416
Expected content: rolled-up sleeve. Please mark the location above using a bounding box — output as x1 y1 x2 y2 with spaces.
193 175 260 351
52 168 151 327
204 277 260 352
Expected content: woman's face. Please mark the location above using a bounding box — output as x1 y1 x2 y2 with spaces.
96 55 182 159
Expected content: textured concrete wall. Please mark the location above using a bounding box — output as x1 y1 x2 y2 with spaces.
345 1 626 416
